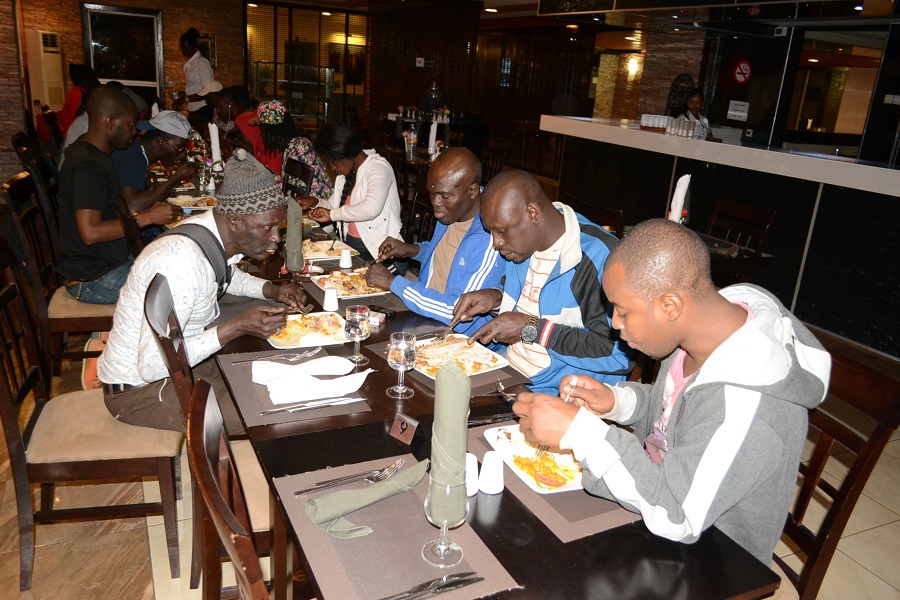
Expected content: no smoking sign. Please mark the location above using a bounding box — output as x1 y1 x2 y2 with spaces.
734 61 751 84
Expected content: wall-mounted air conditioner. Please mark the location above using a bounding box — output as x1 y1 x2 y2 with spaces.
25 30 65 111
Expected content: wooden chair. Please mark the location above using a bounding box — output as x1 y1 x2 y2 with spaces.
11 131 41 171
706 197 776 283
26 154 61 230
1 172 115 380
41 108 64 159
382 133 411 208
187 380 269 600
481 139 511 186
282 157 314 199
774 349 900 599
0 257 182 591
112 193 145 257
564 193 624 238
401 190 436 247
145 273 275 599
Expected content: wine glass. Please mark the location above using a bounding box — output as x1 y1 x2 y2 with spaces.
344 305 370 365
386 332 416 399
422 478 468 568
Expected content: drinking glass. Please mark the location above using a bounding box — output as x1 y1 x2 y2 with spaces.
422 479 468 568
386 332 416 399
344 305 370 365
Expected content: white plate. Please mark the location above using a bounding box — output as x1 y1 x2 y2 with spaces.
174 182 197 192
413 334 508 379
303 238 359 261
310 271 390 299
267 312 348 349
483 424 583 494
168 195 216 209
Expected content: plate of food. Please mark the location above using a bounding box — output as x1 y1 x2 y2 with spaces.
310 268 390 299
414 334 508 379
302 238 358 261
268 312 347 349
484 424 583 494
174 181 196 192
169 195 216 210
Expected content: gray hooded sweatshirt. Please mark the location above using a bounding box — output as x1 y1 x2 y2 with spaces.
559 284 831 564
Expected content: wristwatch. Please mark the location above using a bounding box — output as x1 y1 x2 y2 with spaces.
521 315 540 344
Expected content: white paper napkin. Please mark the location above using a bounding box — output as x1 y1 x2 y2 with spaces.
668 174 691 222
252 356 373 404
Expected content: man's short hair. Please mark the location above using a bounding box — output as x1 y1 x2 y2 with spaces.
86 85 132 122
482 169 544 209
607 218 713 302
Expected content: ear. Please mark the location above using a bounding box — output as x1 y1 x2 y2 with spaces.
658 292 684 321
467 182 479 198
525 201 541 224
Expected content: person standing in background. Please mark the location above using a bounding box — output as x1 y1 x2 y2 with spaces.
676 89 714 141
174 27 216 129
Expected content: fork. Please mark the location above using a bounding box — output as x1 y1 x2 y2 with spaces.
496 379 518 404
294 458 406 495
286 303 315 315
434 315 462 342
232 345 322 365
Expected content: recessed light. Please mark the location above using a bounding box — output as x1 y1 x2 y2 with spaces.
625 36 636 40
674 28 680 31
594 16 600 21
485 7 498 12
566 24 579 29
808 58 819 62
248 2 257 6
322 11 331 15
672 15 679 18
854 3 863 9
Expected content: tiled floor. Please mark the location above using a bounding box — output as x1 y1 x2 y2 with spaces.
0 330 898 599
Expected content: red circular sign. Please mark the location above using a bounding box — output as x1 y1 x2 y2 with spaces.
746 4 762 16
734 61 751 84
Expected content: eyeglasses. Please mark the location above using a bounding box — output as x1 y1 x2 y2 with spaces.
161 137 186 154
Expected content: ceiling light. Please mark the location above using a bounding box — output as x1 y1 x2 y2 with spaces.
594 16 600 21
625 36 636 40
674 28 680 31
322 11 331 15
566 24 579 29
672 15 679 18
808 58 819 62
248 2 257 6
854 3 863 9
485 7 498 12
627 57 639 76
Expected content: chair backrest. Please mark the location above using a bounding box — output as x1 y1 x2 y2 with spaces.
481 140 510 186
26 155 61 230
401 190 436 246
144 273 194 418
112 193 145 257
11 132 41 171
775 349 900 599
187 380 267 600
0 256 52 507
564 193 624 239
41 109 64 157
706 197 775 255
282 157 314 198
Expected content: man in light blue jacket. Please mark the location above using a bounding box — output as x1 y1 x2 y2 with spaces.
366 148 503 336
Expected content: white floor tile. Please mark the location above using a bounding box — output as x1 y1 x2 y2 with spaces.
781 550 900 600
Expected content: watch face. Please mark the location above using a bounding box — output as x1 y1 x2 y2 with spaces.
521 324 538 343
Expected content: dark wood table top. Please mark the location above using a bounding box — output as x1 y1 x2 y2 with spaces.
216 283 781 600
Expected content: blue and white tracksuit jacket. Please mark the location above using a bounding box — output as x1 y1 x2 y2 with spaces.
498 203 632 394
390 213 503 336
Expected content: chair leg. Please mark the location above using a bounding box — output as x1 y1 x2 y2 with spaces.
40 483 54 513
174 454 183 501
201 504 223 600
158 456 180 579
190 486 203 589
14 480 36 591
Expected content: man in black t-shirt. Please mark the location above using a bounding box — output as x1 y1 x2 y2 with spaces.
58 86 179 304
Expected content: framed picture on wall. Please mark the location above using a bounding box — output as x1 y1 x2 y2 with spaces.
82 4 164 99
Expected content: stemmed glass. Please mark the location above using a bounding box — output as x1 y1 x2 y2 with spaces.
422 479 468 568
386 332 416 399
344 305 371 365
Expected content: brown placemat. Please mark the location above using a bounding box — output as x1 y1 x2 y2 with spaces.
364 341 531 397
299 280 410 314
467 424 641 543
273 455 520 600
217 349 372 427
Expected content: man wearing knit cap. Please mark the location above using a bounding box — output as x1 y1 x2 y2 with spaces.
113 111 195 241
98 149 307 433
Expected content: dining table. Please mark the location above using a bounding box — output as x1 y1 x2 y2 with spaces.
211 243 783 600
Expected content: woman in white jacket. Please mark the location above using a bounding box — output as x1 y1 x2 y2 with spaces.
308 124 403 262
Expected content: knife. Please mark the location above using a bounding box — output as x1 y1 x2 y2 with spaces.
407 575 484 600
259 396 358 416
377 572 478 600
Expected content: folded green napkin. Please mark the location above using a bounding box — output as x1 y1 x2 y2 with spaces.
426 361 470 526
306 459 429 538
285 196 304 272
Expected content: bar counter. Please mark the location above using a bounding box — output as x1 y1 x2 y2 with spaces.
540 115 900 359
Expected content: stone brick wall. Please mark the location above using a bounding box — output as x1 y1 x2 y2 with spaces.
639 31 706 116
1 0 27 182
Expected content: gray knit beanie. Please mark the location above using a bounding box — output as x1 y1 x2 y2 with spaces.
215 148 286 215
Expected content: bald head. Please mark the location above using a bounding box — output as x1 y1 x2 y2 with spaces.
482 169 550 214
427 147 482 225
431 147 481 186
607 218 715 303
87 85 134 123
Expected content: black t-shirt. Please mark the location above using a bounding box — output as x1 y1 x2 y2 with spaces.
112 141 149 192
58 140 127 281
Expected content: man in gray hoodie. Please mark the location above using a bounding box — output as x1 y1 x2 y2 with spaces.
514 218 831 565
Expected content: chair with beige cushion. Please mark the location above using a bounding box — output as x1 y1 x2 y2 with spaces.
144 273 275 599
0 257 181 591
774 348 900 598
1 172 115 380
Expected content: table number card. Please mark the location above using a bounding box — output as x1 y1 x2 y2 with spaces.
390 413 419 445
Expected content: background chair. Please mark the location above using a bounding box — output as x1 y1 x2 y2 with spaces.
1 172 115 379
381 133 411 209
187 380 269 600
564 193 624 238
775 348 900 599
282 157 315 199
706 196 776 283
0 256 182 591
481 139 511 186
26 155 61 229
400 190 436 247
11 131 42 171
145 274 277 599
40 108 64 160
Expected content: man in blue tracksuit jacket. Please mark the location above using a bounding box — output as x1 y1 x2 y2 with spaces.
366 148 503 336
454 170 632 394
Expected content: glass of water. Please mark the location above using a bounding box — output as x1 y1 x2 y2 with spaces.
386 332 416 399
344 305 371 365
